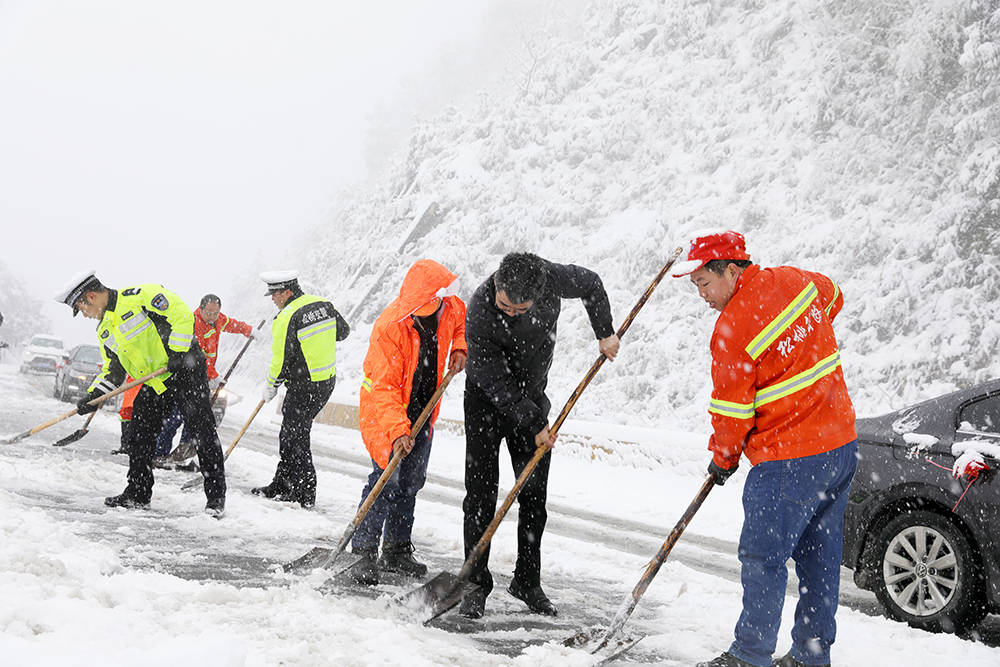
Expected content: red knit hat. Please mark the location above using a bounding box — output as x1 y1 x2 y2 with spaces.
670 230 750 277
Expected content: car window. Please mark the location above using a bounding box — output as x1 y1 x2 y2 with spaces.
76 346 102 364
957 394 1000 435
31 337 63 349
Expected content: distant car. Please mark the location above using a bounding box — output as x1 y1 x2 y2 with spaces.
53 344 103 402
843 379 1000 633
19 334 65 374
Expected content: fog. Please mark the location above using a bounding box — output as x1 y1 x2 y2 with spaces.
0 0 587 345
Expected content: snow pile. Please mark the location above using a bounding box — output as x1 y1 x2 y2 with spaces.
232 1 1000 437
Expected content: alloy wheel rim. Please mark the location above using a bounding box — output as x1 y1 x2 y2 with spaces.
882 524 959 617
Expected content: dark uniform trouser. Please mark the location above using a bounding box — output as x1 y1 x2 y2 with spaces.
462 388 551 597
271 377 334 504
127 358 226 503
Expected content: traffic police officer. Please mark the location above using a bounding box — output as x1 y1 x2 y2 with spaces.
55 271 227 517
253 270 349 508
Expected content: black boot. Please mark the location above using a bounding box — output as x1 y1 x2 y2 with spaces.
350 547 379 586
251 482 284 499
111 421 132 456
104 493 150 510
378 541 427 578
772 653 829 667
204 496 225 519
696 653 756 667
458 587 488 619
507 581 557 616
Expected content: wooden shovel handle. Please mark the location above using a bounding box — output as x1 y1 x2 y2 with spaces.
211 319 266 405
224 399 266 458
595 474 715 651
26 367 168 438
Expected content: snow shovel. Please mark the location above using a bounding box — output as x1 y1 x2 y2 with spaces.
180 398 266 491
562 473 716 660
171 319 266 462
2 368 168 445
401 247 684 622
282 367 459 574
51 411 97 446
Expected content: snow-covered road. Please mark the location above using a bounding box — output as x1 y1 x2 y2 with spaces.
1 363 998 666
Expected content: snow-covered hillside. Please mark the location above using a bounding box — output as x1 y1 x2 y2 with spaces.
244 0 1000 432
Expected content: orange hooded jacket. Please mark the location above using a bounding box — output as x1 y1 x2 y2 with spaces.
708 264 856 468
359 260 467 468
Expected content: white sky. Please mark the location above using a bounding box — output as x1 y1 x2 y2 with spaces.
0 0 529 344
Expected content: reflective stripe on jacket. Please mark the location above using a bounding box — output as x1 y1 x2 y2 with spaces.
708 265 856 467
194 308 252 379
267 294 349 386
89 285 194 395
358 260 467 469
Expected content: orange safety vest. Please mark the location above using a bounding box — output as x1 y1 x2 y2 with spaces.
359 260 467 469
708 264 856 467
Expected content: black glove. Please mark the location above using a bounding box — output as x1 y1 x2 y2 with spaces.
708 460 738 486
76 390 103 415
167 352 188 373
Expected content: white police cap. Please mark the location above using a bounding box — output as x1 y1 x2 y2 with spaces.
54 270 100 316
261 270 300 295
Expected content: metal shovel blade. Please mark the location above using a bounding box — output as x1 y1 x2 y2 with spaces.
1 429 31 445
179 475 202 492
563 627 644 663
280 546 358 574
52 428 89 446
393 571 479 622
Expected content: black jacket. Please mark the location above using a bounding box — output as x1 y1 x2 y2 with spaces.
465 260 614 433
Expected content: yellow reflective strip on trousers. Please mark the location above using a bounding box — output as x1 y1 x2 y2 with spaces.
753 351 842 408
708 398 755 420
825 283 840 316
745 283 818 360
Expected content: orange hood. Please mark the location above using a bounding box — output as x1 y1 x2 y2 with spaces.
383 259 458 324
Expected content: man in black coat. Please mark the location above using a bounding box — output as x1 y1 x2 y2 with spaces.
459 252 619 618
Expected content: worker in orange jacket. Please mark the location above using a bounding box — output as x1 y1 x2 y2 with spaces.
350 259 467 585
673 231 858 667
161 294 253 463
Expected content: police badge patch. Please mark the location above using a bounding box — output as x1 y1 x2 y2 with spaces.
151 294 169 311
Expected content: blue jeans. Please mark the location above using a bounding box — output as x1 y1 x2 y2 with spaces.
351 425 433 550
155 407 185 457
729 440 858 667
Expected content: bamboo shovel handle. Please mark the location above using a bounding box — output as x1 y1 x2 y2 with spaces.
224 399 265 458
26 367 168 437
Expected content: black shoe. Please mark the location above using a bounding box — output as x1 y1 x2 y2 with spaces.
507 581 557 616
378 541 428 578
772 653 829 667
251 482 283 499
204 497 225 519
104 493 150 510
458 587 487 619
110 447 130 456
350 548 379 586
696 653 756 667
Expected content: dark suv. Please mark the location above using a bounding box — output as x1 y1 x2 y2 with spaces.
53 344 103 402
843 379 999 633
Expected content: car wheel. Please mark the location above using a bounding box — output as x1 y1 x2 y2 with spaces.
871 509 987 632
53 376 61 399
